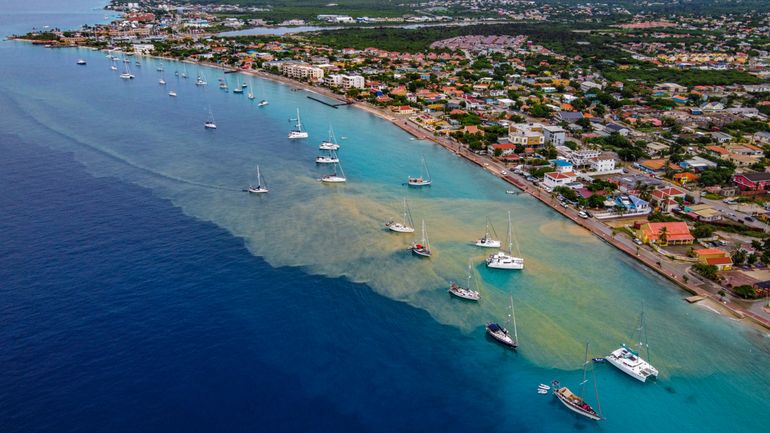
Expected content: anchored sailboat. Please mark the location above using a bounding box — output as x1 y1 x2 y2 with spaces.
410 220 431 257
288 108 309 139
407 156 432 186
320 160 346 183
486 296 518 347
315 150 340 164
204 107 217 129
475 217 502 248
486 211 524 270
449 260 481 301
605 310 659 382
553 343 604 421
245 165 269 194
385 196 415 233
319 126 341 150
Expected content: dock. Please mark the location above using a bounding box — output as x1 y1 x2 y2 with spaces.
686 295 706 303
307 95 350 108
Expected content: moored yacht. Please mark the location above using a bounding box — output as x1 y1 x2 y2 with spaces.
315 150 339 164
407 156 432 186
76 59 86 65
204 107 217 129
319 126 340 150
475 218 501 248
385 197 415 233
410 220 432 257
553 343 604 421
245 165 269 194
288 108 309 139
485 296 518 347
320 160 346 183
486 212 524 270
605 311 658 382
448 261 480 301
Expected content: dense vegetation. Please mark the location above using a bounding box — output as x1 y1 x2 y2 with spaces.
600 66 763 86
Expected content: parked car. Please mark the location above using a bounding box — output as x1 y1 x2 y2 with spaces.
745 216 755 222
578 211 589 219
633 238 643 245
501 170 508 175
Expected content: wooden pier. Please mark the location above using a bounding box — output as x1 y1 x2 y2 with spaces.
307 95 350 108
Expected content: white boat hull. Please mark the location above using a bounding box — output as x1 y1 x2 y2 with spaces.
204 123 217 129
385 222 414 233
408 178 431 186
247 187 268 194
605 346 658 382
486 252 524 270
554 387 602 421
289 131 309 139
315 157 339 164
321 176 346 183
319 143 340 150
449 283 480 301
475 239 501 248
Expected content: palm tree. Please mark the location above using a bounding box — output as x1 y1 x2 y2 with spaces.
635 181 654 202
659 226 668 245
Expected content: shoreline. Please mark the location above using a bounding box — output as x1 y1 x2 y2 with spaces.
18 40 770 331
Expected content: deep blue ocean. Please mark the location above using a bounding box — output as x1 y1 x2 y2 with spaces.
2 2 770 432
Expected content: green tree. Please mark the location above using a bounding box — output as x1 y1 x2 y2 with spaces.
733 285 757 299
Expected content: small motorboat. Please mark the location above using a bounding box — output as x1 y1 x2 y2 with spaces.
537 389 548 394
76 59 86 65
592 357 607 363
506 190 518 195
168 90 177 97
538 384 551 390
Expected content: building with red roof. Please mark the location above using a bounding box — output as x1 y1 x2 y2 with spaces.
636 222 694 246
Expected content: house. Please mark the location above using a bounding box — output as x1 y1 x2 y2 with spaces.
687 204 722 222
733 172 770 191
680 157 717 171
636 222 694 246
655 82 687 95
556 111 584 123
651 187 686 212
701 101 725 112
580 81 603 93
646 142 670 157
543 171 578 189
705 145 730 159
605 123 630 136
590 157 616 173
395 105 415 115
543 125 566 146
710 131 733 143
693 248 733 270
753 131 770 144
488 143 516 156
508 123 545 147
615 195 650 212
638 159 669 173
672 172 699 185
553 159 573 173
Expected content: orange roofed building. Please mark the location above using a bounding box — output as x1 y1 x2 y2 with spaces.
636 222 694 246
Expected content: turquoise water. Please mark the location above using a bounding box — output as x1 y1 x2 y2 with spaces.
1 11 770 431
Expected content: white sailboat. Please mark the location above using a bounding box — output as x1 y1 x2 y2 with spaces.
407 156 432 186
119 59 134 79
288 108 309 139
247 78 255 99
168 89 177 97
385 197 415 233
449 260 481 301
204 107 217 129
486 295 518 347
158 69 166 85
605 311 659 382
245 165 269 194
181 64 188 79
553 343 604 421
315 150 340 164
195 73 207 86
486 211 524 270
319 126 340 150
320 160 346 183
410 220 431 257
233 76 244 94
110 57 118 71
475 218 501 248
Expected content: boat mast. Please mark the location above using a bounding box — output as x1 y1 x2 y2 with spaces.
510 295 518 345
507 211 513 254
296 108 302 131
423 156 431 181
256 165 262 188
580 342 589 401
467 260 473 289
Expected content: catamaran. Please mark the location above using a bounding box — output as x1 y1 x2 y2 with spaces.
385 197 415 233
486 211 524 270
204 107 217 129
315 150 340 164
410 220 431 257
320 161 346 183
486 296 518 347
553 343 604 421
475 218 502 248
407 156 432 186
449 261 481 301
605 311 659 382
288 108 309 139
319 126 340 150
245 165 269 194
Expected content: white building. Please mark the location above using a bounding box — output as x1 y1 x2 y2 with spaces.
568 149 601 167
280 62 325 81
543 171 577 189
508 123 545 147
326 74 365 89
580 81 602 93
590 158 616 173
543 125 566 146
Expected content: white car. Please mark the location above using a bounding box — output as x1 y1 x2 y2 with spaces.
501 170 508 175
578 211 589 219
